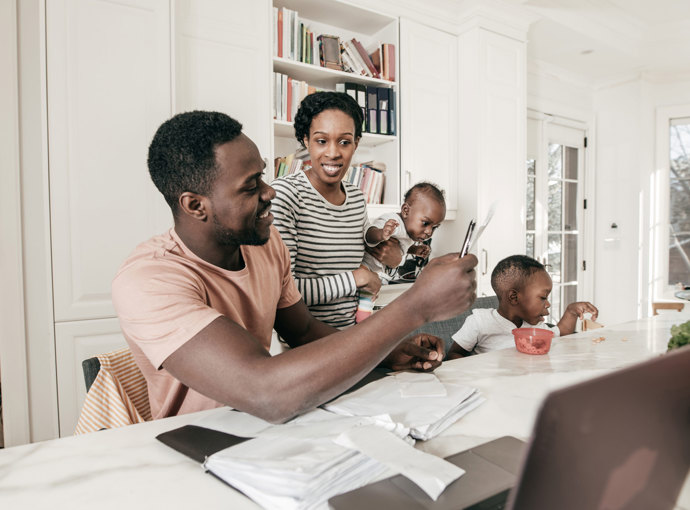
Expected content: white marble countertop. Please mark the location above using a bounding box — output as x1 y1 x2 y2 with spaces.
1 314 689 509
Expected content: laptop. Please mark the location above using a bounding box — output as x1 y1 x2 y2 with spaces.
330 345 690 510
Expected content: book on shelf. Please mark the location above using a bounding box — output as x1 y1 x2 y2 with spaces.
342 39 372 77
351 39 380 79
273 72 322 122
342 161 386 204
274 148 310 179
382 43 396 81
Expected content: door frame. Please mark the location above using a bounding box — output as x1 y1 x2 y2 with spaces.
527 110 595 309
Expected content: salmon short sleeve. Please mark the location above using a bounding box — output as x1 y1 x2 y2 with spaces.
111 226 301 418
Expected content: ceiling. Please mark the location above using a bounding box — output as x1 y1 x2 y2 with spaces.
512 0 690 86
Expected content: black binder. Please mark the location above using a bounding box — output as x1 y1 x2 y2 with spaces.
157 424 249 463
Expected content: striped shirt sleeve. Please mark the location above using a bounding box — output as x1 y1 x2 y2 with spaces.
271 172 367 327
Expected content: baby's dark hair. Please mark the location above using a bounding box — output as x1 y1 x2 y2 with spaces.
294 91 363 147
148 110 243 213
491 255 546 298
403 182 446 207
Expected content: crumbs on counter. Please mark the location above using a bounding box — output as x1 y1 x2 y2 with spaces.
592 336 606 344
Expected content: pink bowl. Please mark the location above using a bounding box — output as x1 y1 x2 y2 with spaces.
512 328 554 355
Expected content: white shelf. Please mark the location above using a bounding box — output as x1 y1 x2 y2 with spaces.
273 57 396 89
274 120 396 147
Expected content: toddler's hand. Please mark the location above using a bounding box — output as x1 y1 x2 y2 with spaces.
381 219 398 241
565 301 598 321
408 243 431 259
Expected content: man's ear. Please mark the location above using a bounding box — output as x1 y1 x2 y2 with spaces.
508 288 519 305
401 202 410 218
178 192 208 221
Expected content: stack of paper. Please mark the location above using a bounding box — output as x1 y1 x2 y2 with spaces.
202 415 465 510
205 433 388 510
323 372 485 440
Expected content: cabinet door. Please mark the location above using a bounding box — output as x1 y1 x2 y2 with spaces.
175 0 272 158
475 30 526 294
47 0 172 322
55 318 127 437
400 19 458 215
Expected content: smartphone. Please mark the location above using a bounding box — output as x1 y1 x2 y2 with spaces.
459 219 476 258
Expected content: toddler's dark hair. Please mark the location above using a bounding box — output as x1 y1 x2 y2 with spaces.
403 182 446 207
491 255 546 297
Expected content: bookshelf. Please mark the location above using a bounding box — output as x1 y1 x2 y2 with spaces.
271 0 400 210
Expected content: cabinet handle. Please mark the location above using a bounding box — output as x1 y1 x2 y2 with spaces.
481 249 488 275
406 170 411 190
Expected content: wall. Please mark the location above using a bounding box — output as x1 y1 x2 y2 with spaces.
591 81 643 324
590 76 690 324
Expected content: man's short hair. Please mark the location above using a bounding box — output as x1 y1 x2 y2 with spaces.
403 182 446 208
491 255 546 297
148 111 243 213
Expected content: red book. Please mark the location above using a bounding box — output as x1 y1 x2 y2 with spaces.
369 46 382 75
351 39 380 79
383 43 396 81
277 9 283 58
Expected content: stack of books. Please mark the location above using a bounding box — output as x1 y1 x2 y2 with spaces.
273 6 316 65
274 149 310 179
343 161 386 204
341 40 396 82
273 73 321 122
272 7 396 82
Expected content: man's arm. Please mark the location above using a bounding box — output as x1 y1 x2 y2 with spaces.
163 253 477 424
275 300 445 371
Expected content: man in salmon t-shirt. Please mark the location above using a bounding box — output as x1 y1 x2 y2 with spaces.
112 111 477 423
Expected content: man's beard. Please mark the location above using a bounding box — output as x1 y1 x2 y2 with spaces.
212 213 269 247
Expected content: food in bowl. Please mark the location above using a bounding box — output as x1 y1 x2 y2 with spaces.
512 328 554 355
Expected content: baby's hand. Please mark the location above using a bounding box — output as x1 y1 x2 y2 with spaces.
565 301 598 321
381 219 398 241
408 243 431 259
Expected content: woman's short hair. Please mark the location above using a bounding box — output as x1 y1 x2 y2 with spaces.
294 91 363 147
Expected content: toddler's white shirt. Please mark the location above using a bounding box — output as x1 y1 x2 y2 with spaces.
452 308 560 354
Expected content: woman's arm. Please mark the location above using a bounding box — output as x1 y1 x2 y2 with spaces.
271 178 361 305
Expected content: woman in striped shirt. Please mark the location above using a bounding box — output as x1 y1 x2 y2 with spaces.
272 92 399 328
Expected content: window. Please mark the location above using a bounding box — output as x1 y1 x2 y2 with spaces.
668 118 690 286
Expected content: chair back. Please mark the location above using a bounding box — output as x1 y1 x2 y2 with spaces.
82 357 101 392
410 295 499 353
75 347 151 434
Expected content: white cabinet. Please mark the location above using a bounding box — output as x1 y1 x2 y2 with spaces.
400 18 458 217
46 0 172 322
457 27 526 295
174 0 272 156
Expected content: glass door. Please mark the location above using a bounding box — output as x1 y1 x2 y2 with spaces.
526 117 587 323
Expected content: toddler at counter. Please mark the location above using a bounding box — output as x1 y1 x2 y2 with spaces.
446 254 598 358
